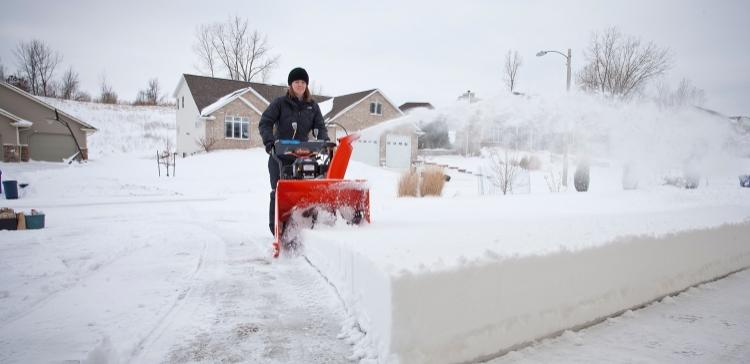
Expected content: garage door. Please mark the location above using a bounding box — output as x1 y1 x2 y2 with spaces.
352 136 380 167
29 133 78 162
385 134 411 169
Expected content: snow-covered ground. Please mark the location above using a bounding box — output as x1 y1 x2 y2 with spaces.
1 95 749 363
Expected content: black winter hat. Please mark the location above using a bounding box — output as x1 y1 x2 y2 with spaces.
287 67 309 85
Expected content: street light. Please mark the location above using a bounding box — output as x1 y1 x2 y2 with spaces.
536 48 571 92
537 48 573 187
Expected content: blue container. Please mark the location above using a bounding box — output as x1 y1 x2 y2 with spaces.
24 214 45 229
2 180 18 199
740 175 750 188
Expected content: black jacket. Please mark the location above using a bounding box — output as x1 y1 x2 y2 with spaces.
258 95 329 151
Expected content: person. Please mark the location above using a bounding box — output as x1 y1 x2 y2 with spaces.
259 67 330 235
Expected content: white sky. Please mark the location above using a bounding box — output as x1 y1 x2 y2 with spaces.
1 0 748 115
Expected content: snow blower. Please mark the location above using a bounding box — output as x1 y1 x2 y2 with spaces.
271 134 370 257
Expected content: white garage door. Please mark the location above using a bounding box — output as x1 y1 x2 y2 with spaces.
352 136 380 167
385 134 411 169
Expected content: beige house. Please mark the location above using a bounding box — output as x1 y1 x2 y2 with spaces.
173 74 405 156
0 82 96 162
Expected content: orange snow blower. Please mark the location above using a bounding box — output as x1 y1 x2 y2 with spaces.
271 134 370 257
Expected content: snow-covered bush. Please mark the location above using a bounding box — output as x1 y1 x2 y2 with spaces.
519 154 542 170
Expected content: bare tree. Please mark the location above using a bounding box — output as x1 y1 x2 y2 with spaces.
98 75 118 104
655 78 706 109
134 78 162 105
194 24 217 77
488 148 520 195
59 67 80 100
193 16 279 81
197 135 218 152
74 91 92 102
577 27 671 99
14 39 62 96
0 57 5 82
6 74 30 92
503 50 522 93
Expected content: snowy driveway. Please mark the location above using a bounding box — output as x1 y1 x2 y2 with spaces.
0 154 351 363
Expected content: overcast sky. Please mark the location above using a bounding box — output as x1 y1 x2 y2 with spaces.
1 0 748 115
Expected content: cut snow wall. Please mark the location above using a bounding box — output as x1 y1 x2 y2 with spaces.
305 221 750 364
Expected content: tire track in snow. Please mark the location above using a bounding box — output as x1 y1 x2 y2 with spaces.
0 236 148 330
127 239 212 362
127 212 229 363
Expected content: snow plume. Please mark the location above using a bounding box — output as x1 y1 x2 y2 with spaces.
414 92 745 179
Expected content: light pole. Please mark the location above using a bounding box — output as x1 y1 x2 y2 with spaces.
537 48 572 186
536 48 571 92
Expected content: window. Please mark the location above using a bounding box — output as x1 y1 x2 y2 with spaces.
181 96 184 108
369 101 382 115
224 116 250 139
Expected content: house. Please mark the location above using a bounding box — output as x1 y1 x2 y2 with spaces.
353 115 422 169
0 82 97 162
399 102 434 113
173 74 405 156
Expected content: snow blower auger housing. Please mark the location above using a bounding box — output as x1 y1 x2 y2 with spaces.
271 134 370 257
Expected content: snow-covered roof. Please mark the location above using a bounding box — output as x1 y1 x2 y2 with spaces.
0 107 33 127
200 87 261 117
0 82 96 131
318 98 333 117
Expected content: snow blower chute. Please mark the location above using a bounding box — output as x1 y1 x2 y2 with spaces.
271 134 370 257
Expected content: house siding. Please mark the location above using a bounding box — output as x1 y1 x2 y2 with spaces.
0 84 91 162
175 78 204 155
204 96 264 150
332 91 401 133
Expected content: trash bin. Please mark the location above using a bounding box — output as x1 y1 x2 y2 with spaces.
0 217 17 230
25 213 45 229
2 180 18 199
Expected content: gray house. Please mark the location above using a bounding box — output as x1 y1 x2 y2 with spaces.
0 82 97 162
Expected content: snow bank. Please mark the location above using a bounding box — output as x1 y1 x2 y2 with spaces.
305 201 750 363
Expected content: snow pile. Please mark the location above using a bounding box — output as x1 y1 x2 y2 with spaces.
297 93 750 363
304 191 750 363
40 97 176 159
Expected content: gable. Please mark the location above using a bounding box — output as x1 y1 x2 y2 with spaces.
0 82 96 131
327 89 404 122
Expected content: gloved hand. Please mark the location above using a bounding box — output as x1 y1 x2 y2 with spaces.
265 142 274 154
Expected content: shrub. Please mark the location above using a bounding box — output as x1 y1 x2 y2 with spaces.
420 166 446 196
574 163 590 192
398 169 418 197
519 154 542 170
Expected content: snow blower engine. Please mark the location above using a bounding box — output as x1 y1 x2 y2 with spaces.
270 134 370 257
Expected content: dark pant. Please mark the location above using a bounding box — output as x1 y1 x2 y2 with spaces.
268 155 295 235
